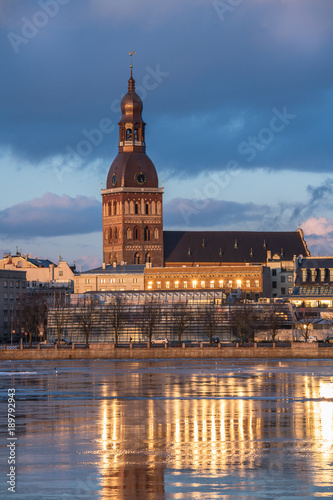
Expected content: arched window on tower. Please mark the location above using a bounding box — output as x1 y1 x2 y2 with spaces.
104 230 108 241
157 201 161 215
133 226 140 240
134 128 138 141
126 227 132 240
108 228 112 241
124 201 129 214
154 228 159 240
130 201 134 214
145 202 149 215
144 226 151 242
114 227 118 241
126 128 132 141
135 202 139 215
108 202 112 216
151 201 156 215
134 252 141 265
145 252 152 263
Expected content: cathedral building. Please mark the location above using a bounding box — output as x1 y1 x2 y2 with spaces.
99 63 310 298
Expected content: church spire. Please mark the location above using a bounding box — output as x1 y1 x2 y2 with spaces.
118 52 146 153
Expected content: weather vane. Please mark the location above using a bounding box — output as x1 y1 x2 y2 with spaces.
129 51 135 68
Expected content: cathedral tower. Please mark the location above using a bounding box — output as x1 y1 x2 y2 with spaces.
101 63 164 266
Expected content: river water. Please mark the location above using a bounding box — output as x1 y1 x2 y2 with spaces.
1 359 333 499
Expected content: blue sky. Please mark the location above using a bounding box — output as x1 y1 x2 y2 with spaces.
1 0 333 269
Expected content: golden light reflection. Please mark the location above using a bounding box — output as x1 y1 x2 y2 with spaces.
96 366 333 499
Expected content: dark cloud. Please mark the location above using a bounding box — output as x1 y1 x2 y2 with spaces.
0 193 101 238
0 0 332 175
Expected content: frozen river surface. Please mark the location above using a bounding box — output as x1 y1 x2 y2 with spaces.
1 358 333 499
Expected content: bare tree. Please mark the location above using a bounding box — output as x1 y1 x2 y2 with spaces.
138 299 161 345
104 294 127 346
296 309 315 342
171 301 192 345
201 303 223 345
263 305 286 342
230 303 259 343
19 292 48 347
50 291 69 345
74 295 99 347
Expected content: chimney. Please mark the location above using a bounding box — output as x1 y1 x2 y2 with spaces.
267 250 271 261
113 262 117 268
102 263 106 270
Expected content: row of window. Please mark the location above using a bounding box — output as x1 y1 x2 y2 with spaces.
84 278 140 284
105 227 159 243
2 280 25 288
147 279 261 290
3 292 20 300
104 200 162 217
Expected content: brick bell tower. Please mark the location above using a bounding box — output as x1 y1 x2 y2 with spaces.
101 59 164 267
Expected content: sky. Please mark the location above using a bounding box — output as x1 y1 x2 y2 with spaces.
0 0 333 270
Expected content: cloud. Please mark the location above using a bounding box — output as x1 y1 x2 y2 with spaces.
0 193 101 238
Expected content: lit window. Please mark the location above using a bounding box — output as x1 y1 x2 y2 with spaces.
236 280 242 288
219 280 223 288
157 281 161 289
174 281 179 289
166 281 170 289
227 280 232 288
119 278 124 284
210 280 214 288
246 280 250 288
184 281 188 288
148 281 152 290
85 279 91 284
288 275 293 283
3 281 7 287
201 281 205 288
192 280 197 288
255 280 260 287
100 278 106 283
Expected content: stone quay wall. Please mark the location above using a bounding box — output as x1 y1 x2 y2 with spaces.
1 343 333 360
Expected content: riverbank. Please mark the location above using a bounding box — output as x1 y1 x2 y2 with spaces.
1 343 333 360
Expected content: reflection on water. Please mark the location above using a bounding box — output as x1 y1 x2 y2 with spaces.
1 359 333 499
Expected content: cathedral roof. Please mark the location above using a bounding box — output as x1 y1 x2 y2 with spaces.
163 230 309 264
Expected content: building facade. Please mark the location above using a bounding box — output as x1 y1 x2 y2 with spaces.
0 269 26 343
74 264 145 294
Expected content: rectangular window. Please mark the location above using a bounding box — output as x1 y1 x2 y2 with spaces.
100 279 106 283
10 281 13 288
183 281 188 288
246 280 250 288
281 275 286 283
22 282 25 288
281 288 286 295
255 280 260 288
3 280 7 287
59 271 63 277
85 279 91 284
148 281 152 290
157 281 161 289
16 281 20 288
4 292 7 299
133 278 138 283
272 269 277 276
174 281 179 289
109 278 115 284
119 278 124 283
219 280 223 288
10 293 13 299
272 281 277 288
166 281 170 289
288 275 293 283
210 280 214 288
201 281 205 288
227 280 232 288
192 280 197 288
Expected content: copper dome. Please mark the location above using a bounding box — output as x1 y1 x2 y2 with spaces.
106 152 158 189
